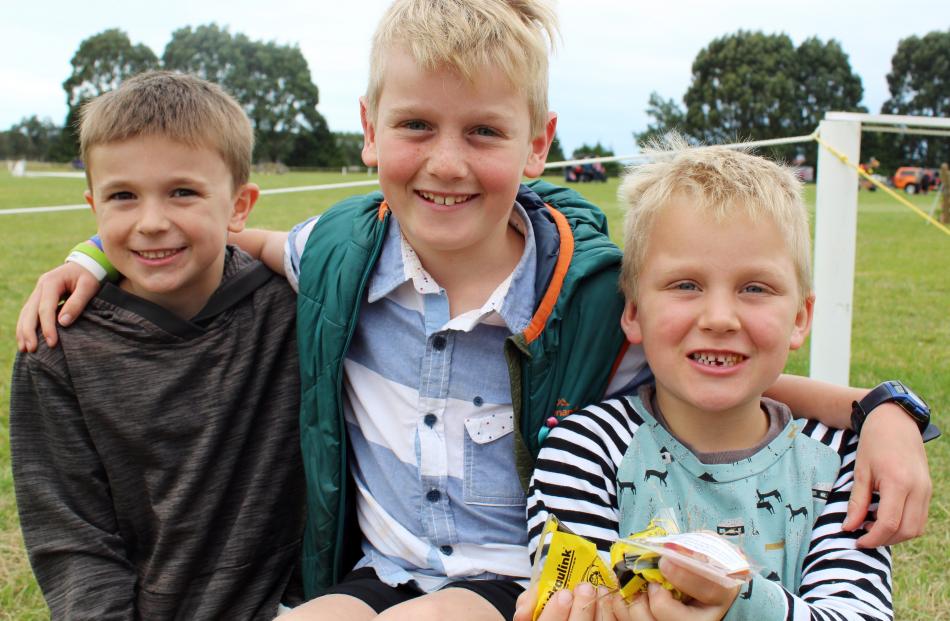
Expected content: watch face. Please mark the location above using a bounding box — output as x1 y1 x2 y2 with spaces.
888 382 930 423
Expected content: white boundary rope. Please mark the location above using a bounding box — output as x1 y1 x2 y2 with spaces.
543 133 818 169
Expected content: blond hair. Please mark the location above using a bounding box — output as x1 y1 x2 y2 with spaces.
79 71 253 187
366 0 557 136
619 134 812 303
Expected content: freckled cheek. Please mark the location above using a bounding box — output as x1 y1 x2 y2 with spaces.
475 157 524 191
377 141 424 181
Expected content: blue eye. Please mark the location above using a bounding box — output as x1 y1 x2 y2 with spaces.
403 120 430 131
171 188 198 198
109 191 135 201
743 284 767 294
673 281 699 291
473 126 500 137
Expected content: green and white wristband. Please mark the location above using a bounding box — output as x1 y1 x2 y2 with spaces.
65 241 120 283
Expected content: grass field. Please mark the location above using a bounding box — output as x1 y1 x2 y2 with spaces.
0 168 947 619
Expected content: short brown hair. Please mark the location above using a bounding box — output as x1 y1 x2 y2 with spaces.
619 133 812 304
79 71 253 187
366 0 558 136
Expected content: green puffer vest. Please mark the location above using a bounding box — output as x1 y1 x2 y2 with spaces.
295 179 628 597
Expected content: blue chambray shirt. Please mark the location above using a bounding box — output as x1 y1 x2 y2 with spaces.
285 203 539 591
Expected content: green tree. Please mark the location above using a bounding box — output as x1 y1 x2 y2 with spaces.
683 31 800 145
547 133 566 164
334 131 366 168
794 37 864 130
1 116 62 160
161 24 244 88
635 92 687 147
639 31 864 163
881 29 950 166
163 24 337 165
540 133 567 177
61 29 159 159
793 37 865 164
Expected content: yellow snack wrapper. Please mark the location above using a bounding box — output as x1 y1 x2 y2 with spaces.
530 514 751 617
530 515 617 620
609 517 683 601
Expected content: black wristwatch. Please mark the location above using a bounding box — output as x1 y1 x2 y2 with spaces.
851 380 940 443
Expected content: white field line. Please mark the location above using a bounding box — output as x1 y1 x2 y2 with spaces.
258 179 379 195
20 171 86 178
0 203 89 215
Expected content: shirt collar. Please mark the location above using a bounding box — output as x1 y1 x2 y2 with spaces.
366 202 537 334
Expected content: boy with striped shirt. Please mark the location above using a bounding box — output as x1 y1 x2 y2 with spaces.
519 140 892 621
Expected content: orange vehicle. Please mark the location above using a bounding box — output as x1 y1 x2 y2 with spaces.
892 167 942 194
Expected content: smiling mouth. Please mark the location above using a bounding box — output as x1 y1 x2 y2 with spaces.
417 191 474 206
135 248 183 260
689 352 746 367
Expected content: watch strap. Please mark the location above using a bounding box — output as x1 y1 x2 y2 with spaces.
852 381 939 443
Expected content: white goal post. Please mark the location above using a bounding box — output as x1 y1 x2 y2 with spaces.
811 111 950 385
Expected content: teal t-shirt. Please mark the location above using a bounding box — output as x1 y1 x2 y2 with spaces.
616 395 841 612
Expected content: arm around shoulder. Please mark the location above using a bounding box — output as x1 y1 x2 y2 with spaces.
16 261 104 353
765 374 932 546
229 229 288 274
764 374 863 428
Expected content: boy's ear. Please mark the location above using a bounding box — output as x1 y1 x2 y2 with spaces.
523 112 558 178
619 298 644 345
84 190 96 215
359 97 379 168
788 294 815 350
228 183 260 233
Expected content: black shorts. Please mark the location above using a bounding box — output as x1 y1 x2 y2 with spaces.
322 567 525 619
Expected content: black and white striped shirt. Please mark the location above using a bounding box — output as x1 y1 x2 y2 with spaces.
527 395 893 621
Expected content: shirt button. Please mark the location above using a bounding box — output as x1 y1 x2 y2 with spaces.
424 413 437 427
473 396 484 407
440 545 454 556
426 489 441 502
432 335 447 351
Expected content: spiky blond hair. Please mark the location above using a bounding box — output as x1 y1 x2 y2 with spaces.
619 133 812 303
365 0 557 136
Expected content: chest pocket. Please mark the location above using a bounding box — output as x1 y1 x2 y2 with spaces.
462 412 525 506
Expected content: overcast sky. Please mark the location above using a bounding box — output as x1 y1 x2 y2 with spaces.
1 0 940 157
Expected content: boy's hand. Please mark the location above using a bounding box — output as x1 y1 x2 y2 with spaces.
626 557 738 621
844 403 932 547
514 583 633 621
16 263 101 352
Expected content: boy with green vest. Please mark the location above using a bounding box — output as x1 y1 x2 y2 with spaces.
14 1 933 620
